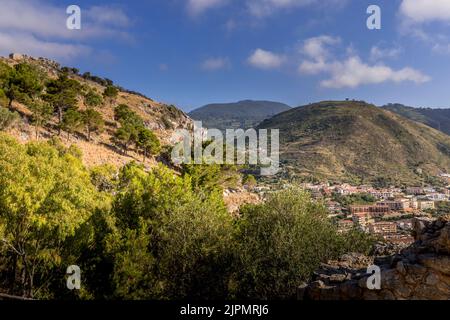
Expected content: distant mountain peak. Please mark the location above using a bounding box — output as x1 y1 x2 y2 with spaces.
189 100 291 130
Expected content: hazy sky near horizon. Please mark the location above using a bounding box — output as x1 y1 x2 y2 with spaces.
1 0 450 111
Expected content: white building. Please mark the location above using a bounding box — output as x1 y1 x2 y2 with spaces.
426 193 447 201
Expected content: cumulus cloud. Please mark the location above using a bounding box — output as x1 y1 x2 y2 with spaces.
301 35 340 60
298 36 430 88
299 35 340 74
0 0 132 60
0 32 91 59
184 0 348 17
187 0 227 16
370 46 402 61
247 0 313 17
201 57 230 71
319 57 430 88
399 1 450 56
246 0 347 17
299 59 329 74
85 6 131 28
248 49 285 69
400 0 450 24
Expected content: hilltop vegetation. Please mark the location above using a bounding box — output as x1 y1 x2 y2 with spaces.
0 55 190 168
189 100 290 131
258 101 450 185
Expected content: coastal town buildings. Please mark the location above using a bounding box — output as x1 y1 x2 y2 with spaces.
300 182 449 245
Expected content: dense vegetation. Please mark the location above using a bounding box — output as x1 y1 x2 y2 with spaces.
427 201 450 218
0 60 376 300
332 193 377 206
112 104 160 160
0 133 374 300
0 60 162 161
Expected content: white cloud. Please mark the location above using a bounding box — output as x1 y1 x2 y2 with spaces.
299 60 329 74
399 1 450 56
319 57 430 88
0 32 91 60
370 46 402 61
187 0 227 16
247 0 313 17
298 35 339 74
400 0 450 24
301 35 340 60
85 6 131 28
0 0 131 40
248 49 285 69
298 36 430 88
0 0 132 60
246 0 347 17
185 0 347 17
201 57 230 71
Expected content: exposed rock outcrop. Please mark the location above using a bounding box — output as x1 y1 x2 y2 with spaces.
299 216 450 300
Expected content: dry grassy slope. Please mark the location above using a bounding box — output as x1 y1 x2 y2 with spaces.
1 55 192 168
258 101 450 184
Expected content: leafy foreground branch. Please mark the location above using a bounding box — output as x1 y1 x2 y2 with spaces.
0 133 375 300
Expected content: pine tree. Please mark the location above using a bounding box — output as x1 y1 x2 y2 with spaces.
29 100 53 139
61 109 82 141
113 126 133 155
84 89 103 108
137 128 161 161
81 108 104 141
4 63 43 111
44 74 81 135
103 86 119 107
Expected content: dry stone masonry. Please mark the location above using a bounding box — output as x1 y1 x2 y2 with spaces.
299 215 450 300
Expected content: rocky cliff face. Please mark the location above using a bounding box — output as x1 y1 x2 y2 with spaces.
298 216 450 300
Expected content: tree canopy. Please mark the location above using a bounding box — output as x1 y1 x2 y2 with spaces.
44 74 81 133
3 63 44 110
0 134 108 298
82 108 104 141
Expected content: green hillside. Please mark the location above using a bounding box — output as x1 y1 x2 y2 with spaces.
258 101 450 185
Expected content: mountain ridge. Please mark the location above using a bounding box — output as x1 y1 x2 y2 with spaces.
189 100 291 131
258 100 450 185
382 103 450 136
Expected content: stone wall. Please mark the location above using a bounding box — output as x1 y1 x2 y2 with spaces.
298 216 450 300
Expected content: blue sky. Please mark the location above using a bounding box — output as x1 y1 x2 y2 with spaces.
1 0 450 111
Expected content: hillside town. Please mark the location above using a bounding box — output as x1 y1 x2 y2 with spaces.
286 180 450 246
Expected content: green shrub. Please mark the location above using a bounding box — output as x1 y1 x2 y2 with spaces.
0 88 8 107
231 187 375 299
0 107 19 130
107 164 232 299
0 134 105 298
